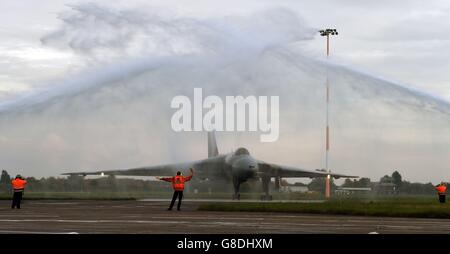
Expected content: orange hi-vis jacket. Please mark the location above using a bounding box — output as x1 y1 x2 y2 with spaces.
161 175 192 191
436 185 447 195
11 178 27 192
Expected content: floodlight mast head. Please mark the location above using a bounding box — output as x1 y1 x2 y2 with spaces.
319 28 338 36
319 28 338 56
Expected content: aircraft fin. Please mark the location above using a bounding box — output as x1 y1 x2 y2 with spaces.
208 131 219 158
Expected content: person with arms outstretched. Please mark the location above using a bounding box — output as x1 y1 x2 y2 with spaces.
158 168 194 211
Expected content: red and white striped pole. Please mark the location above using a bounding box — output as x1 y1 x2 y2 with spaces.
319 29 338 198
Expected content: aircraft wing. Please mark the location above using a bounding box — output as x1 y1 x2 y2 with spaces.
257 161 358 179
62 155 226 178
62 162 198 177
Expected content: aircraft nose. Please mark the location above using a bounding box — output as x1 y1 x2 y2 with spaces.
232 158 258 179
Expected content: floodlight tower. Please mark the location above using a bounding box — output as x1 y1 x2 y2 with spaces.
319 28 338 198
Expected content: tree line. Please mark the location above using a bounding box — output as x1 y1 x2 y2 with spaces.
307 170 438 195
0 170 172 193
0 169 441 195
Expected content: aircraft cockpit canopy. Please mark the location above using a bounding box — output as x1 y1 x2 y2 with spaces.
235 147 250 156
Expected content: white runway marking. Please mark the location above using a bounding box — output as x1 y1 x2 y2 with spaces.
0 215 59 218
30 202 80 205
0 219 191 224
0 230 79 234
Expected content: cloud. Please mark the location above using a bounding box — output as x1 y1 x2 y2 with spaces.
40 3 316 61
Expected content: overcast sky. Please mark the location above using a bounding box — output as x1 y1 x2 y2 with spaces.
1 0 450 101
0 1 449 183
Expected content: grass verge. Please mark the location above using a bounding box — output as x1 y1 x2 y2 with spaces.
198 197 450 219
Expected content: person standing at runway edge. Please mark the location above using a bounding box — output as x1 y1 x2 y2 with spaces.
11 174 27 209
435 182 447 203
158 168 194 211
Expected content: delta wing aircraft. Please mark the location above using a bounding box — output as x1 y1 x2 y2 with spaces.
64 132 357 200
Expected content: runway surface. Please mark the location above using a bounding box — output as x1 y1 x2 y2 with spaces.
1 200 450 234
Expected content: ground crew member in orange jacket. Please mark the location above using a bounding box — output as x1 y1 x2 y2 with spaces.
11 175 27 209
435 182 447 203
158 168 194 211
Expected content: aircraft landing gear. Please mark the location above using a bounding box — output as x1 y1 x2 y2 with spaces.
261 175 272 201
233 177 241 201
260 194 272 201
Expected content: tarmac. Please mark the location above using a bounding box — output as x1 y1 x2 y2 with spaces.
1 199 450 234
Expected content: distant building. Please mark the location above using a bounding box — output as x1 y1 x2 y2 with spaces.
375 175 398 195
335 187 372 196
280 185 309 193
375 182 397 195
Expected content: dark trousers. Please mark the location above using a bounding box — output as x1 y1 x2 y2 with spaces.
169 191 183 210
439 194 446 203
11 191 23 209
